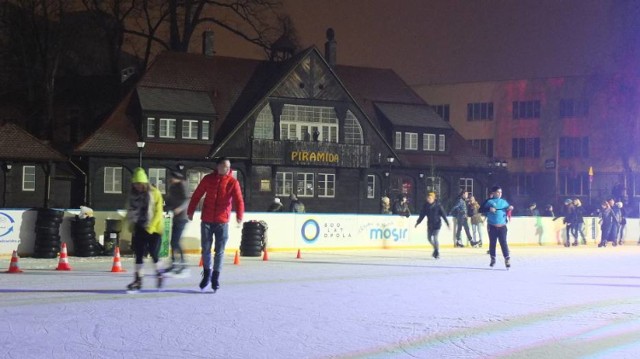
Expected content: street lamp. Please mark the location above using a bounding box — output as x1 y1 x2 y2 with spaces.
386 155 395 195
2 162 12 208
136 141 146 167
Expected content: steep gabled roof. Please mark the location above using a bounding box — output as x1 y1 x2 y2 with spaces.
373 102 453 129
0 122 66 161
138 87 216 115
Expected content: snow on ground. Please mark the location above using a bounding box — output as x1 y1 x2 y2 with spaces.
1 244 640 358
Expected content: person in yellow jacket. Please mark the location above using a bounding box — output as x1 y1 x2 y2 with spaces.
126 167 164 292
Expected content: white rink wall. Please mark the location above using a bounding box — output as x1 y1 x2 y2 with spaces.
0 209 636 256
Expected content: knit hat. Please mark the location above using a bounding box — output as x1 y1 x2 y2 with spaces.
131 167 149 184
274 197 281 204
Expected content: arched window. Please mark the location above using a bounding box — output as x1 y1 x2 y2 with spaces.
253 105 274 139
344 110 364 144
280 104 338 142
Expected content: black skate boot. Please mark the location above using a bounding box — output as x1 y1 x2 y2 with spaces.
127 273 142 292
572 241 578 246
156 271 164 290
211 270 220 292
432 250 440 259
505 257 511 269
199 268 211 291
490 256 496 267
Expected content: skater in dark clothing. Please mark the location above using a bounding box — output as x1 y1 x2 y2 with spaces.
609 198 622 245
483 186 514 268
616 201 626 245
415 192 450 259
163 170 190 276
543 204 555 217
289 194 306 213
126 167 165 291
555 198 578 247
450 190 473 247
598 200 616 247
187 157 245 292
572 199 587 245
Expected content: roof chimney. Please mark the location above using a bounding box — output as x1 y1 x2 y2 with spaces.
202 30 215 57
324 28 336 67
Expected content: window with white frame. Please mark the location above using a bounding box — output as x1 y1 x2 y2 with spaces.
423 133 436 151
186 169 212 195
459 178 474 195
438 134 446 151
405 132 418 150
318 173 335 198
22 165 35 191
275 172 293 196
296 173 314 197
344 110 364 144
202 120 210 140
159 118 176 138
426 176 441 196
280 104 338 142
146 118 156 138
394 132 402 149
148 168 167 193
181 120 198 139
367 174 376 198
254 105 274 139
104 167 122 194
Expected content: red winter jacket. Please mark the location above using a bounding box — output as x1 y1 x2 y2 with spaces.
187 171 244 223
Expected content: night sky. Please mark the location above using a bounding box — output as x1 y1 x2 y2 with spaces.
212 0 640 85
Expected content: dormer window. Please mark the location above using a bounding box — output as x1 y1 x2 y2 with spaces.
159 118 176 138
202 121 210 140
182 119 198 139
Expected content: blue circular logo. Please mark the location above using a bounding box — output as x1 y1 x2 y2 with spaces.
301 219 320 243
0 212 15 238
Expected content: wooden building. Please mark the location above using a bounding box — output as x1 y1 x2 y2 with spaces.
74 33 492 213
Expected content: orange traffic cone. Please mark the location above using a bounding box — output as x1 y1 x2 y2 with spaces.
233 250 240 265
6 250 23 273
110 246 126 273
296 249 302 259
56 243 72 271
262 248 269 261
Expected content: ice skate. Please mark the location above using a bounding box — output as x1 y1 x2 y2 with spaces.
126 273 142 293
489 256 496 267
505 257 511 269
572 241 578 246
173 264 190 278
432 250 439 259
211 270 220 293
156 271 164 290
199 268 211 291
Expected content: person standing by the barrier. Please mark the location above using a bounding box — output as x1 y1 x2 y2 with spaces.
572 199 587 245
450 190 473 247
616 201 626 245
598 200 615 247
483 186 513 269
267 197 284 212
163 170 189 276
468 195 484 247
126 167 165 291
187 157 245 292
289 193 306 213
415 192 450 259
392 194 412 217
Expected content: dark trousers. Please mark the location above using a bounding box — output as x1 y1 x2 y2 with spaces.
427 228 440 253
133 224 161 265
170 218 188 263
455 217 472 244
488 225 509 259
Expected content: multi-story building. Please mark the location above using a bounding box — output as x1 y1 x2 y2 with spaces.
415 74 640 214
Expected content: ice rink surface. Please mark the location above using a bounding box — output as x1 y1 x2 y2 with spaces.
2 245 640 358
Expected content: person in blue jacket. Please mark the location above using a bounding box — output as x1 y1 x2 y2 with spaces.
483 186 514 269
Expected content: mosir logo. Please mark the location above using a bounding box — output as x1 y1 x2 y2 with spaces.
369 227 408 242
0 212 16 239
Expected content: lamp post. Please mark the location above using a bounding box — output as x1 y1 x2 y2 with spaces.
136 141 146 167
386 155 395 196
2 162 11 208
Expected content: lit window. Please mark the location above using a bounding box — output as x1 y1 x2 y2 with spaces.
423 133 436 151
104 167 122 194
405 132 418 150
182 120 198 139
296 173 314 197
275 172 293 196
318 173 335 198
22 165 36 192
254 105 274 139
159 118 176 138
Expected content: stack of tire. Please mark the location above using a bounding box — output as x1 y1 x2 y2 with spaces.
32 208 64 259
70 216 104 257
240 220 267 257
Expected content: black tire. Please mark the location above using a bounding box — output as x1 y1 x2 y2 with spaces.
35 218 62 228
35 234 61 243
75 243 101 252
241 233 264 243
75 249 102 257
242 227 265 236
34 244 61 253
243 221 265 230
240 249 262 257
35 225 60 234
71 232 96 241
37 208 64 218
240 243 264 252
71 226 95 235
35 238 62 247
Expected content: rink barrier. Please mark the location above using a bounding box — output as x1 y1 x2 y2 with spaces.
0 209 635 256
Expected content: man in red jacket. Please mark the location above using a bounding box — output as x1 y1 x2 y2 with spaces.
187 157 245 292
